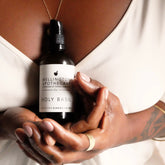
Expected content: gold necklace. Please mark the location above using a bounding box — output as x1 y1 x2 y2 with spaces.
42 0 64 20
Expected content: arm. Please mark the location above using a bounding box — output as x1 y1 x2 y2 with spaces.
127 101 165 143
70 74 165 146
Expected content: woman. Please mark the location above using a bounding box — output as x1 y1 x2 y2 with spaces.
0 0 165 164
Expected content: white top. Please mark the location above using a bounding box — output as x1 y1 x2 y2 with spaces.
0 0 165 164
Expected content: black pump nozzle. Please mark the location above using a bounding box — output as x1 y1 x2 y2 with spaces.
49 19 65 51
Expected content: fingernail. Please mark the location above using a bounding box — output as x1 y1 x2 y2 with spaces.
104 88 109 100
24 126 33 137
45 135 56 146
79 73 90 82
43 121 54 132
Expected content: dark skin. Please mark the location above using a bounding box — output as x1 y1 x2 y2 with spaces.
14 73 165 164
0 0 165 164
0 0 132 63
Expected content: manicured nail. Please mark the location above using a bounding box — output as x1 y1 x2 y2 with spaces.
24 126 33 137
104 88 109 100
79 73 90 82
43 121 54 132
45 134 56 146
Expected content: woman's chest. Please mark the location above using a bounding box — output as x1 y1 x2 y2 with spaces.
0 0 131 64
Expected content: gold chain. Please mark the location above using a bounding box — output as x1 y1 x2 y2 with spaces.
154 105 165 114
42 0 64 20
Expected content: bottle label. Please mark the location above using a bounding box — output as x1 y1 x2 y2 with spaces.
39 64 75 113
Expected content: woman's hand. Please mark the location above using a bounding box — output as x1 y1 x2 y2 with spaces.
42 86 129 150
0 107 41 140
39 72 106 146
0 107 46 163
15 73 131 164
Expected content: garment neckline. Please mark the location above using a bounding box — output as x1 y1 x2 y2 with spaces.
76 0 136 66
0 0 136 67
0 35 38 67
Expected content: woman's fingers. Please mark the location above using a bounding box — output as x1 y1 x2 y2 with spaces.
23 122 63 164
17 141 51 165
41 87 109 136
43 132 56 146
31 120 56 146
26 122 103 163
71 87 109 133
15 128 51 165
13 72 127 164
75 72 104 96
22 122 95 164
42 118 109 151
41 119 89 151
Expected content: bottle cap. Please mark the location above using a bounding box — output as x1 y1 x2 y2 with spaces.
49 19 65 51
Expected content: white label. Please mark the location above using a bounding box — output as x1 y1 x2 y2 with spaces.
39 64 75 113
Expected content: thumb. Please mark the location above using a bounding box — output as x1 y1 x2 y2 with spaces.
75 72 104 96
